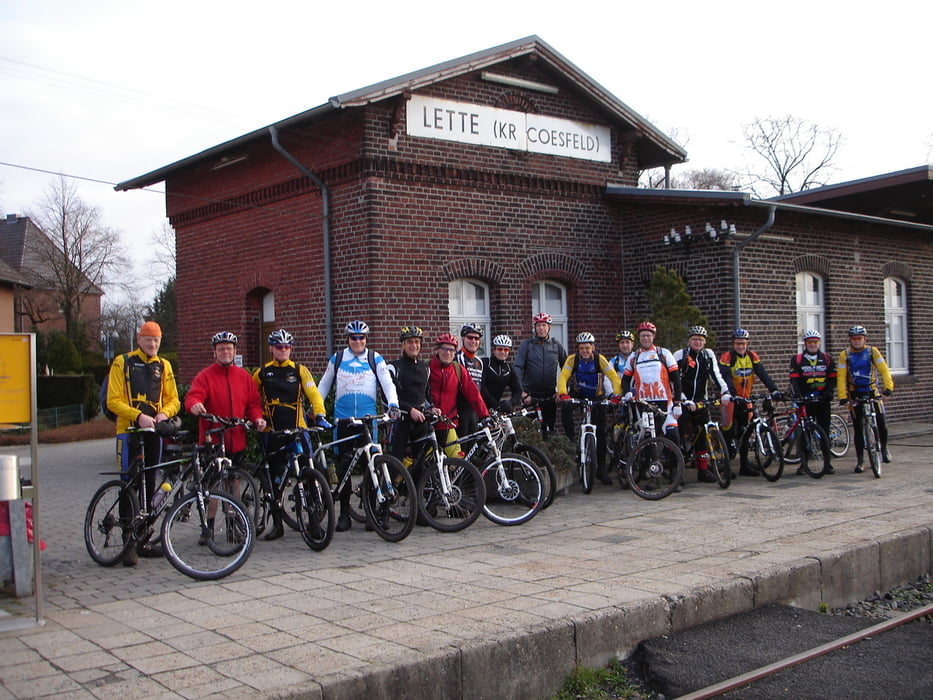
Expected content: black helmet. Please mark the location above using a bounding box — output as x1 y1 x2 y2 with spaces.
399 325 423 341
460 323 483 337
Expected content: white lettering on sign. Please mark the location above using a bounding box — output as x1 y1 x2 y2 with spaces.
406 95 610 163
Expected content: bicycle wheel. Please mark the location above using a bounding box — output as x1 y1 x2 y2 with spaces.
417 456 485 532
348 467 368 524
208 467 262 532
278 472 300 531
362 455 416 543
294 467 336 551
741 423 784 482
775 415 803 465
481 453 544 526
707 427 731 489
829 413 850 458
161 490 254 580
625 437 684 500
799 423 831 478
510 442 557 509
580 432 597 494
863 414 882 478
84 480 137 566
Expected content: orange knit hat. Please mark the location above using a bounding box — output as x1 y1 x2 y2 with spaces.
138 321 163 337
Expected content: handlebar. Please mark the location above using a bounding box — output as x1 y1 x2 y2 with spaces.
199 414 253 428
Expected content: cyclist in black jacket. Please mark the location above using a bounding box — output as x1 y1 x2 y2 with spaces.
481 334 522 411
387 326 432 469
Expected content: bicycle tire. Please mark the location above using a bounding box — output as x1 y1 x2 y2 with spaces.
829 413 850 458
279 472 300 531
580 432 597 494
362 455 416 542
864 414 882 478
800 423 831 478
775 415 803 465
510 442 557 509
208 467 262 532
708 427 731 489
295 467 336 551
84 480 137 566
481 453 544 526
740 423 784 482
625 436 684 500
161 490 254 580
417 456 485 532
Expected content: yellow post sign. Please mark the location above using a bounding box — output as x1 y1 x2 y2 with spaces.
0 334 32 423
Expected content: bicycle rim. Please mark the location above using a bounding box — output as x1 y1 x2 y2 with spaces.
708 428 731 489
776 416 802 465
280 473 300 531
864 416 882 478
208 468 261 533
829 413 850 458
755 425 784 482
481 454 544 525
511 442 557 509
417 456 485 532
626 437 684 500
348 467 368 524
363 455 416 542
801 424 830 478
161 490 254 580
581 433 597 494
84 481 137 566
295 468 336 551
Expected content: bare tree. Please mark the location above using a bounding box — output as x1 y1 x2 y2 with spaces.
742 115 843 196
100 296 149 360
672 167 741 191
26 175 129 342
147 220 176 280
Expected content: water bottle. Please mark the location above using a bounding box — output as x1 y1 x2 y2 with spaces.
151 482 172 510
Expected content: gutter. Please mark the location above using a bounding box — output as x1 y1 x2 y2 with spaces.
733 205 775 330
268 126 334 358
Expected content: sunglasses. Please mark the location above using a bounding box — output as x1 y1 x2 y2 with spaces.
464 335 481 341
348 335 367 341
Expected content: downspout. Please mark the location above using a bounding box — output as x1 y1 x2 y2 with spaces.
733 204 776 330
269 126 333 357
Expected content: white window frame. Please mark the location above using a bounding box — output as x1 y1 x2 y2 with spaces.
531 280 568 350
449 278 491 356
795 272 825 352
884 276 909 374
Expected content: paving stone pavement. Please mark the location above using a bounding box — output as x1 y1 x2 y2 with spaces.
1 424 931 699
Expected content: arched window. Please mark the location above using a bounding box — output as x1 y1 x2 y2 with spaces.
260 292 275 365
531 280 568 349
449 279 490 355
884 277 908 373
795 272 824 351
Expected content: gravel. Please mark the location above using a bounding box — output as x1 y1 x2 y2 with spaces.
828 573 933 620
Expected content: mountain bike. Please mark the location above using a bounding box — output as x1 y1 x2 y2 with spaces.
310 413 416 542
681 399 731 489
252 427 336 550
773 397 832 478
564 397 612 494
84 420 255 580
455 418 545 526
734 395 784 481
849 393 884 478
490 405 557 508
406 414 486 532
615 399 685 500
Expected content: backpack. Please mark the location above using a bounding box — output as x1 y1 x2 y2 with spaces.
100 353 129 421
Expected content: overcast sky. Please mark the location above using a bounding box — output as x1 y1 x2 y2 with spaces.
2 0 930 304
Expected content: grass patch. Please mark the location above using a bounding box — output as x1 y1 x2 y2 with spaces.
550 661 656 700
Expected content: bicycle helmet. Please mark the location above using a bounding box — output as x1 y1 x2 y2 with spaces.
615 330 635 342
211 331 238 346
435 332 458 348
492 334 513 348
636 321 657 334
345 320 369 336
575 331 596 344
732 328 751 340
802 329 822 340
399 325 423 341
848 325 868 336
267 329 294 346
532 312 552 325
688 325 708 338
460 323 483 338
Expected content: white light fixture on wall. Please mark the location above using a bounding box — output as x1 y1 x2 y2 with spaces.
480 71 560 95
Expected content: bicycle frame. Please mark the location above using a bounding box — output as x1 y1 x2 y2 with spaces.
312 414 397 508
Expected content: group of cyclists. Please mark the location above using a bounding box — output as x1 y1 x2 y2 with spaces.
106 312 895 563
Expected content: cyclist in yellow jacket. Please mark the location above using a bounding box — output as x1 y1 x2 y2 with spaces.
836 325 894 472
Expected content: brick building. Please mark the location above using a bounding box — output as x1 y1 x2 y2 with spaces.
117 37 932 421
